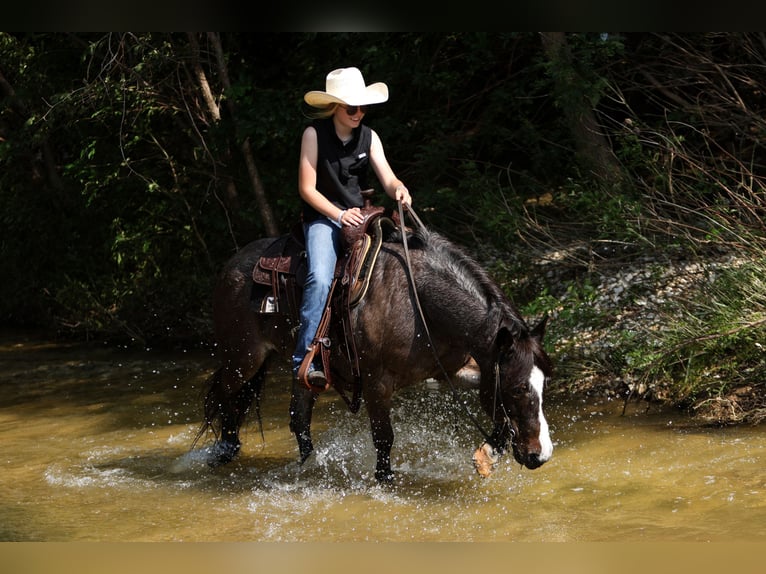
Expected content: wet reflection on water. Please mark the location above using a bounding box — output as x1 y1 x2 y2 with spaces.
1 333 764 541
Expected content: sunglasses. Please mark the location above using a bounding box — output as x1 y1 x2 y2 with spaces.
343 105 368 116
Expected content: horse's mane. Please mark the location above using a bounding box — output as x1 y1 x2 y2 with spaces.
407 227 529 335
408 229 552 379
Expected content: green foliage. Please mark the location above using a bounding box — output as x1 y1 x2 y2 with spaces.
0 33 227 341
624 259 766 404
543 33 625 111
558 177 647 241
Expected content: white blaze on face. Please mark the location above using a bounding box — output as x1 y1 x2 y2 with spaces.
529 365 553 461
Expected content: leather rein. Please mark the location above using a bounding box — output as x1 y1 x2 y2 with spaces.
396 201 512 448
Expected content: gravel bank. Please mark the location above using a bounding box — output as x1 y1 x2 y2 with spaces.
528 243 765 424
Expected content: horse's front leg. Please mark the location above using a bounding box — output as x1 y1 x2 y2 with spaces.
365 392 395 482
289 380 318 464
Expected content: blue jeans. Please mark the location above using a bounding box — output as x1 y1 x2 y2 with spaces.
292 218 341 375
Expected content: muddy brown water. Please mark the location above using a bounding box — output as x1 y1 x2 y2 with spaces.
1 332 765 542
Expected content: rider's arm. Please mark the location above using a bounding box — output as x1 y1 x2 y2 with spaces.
298 126 348 223
369 129 411 206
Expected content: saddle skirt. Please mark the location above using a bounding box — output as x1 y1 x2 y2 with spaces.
252 206 391 316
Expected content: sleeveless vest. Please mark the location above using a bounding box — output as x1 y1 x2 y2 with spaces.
302 118 372 222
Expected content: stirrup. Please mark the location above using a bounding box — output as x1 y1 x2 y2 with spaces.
306 368 328 389
297 353 330 392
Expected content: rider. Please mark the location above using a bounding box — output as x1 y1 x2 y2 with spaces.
293 66 412 388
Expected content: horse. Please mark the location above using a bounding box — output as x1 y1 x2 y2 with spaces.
194 219 553 482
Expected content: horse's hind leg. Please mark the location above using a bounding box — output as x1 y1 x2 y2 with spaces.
289 380 318 464
204 361 267 467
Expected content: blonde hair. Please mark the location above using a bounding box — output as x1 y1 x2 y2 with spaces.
304 102 341 120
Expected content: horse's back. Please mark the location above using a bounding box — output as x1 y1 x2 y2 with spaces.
217 238 277 287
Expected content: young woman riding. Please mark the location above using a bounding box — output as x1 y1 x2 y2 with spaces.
293 66 412 388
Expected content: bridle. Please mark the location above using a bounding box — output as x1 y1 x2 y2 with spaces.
396 201 516 449
493 362 516 448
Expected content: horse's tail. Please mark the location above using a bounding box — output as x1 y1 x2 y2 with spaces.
191 364 266 449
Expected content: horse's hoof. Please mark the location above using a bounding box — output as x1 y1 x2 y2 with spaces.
472 442 499 478
375 469 395 483
207 440 240 468
297 439 314 466
298 450 314 466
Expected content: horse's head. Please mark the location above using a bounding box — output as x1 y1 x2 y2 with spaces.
480 315 553 472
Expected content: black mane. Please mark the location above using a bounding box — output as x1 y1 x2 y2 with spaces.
410 227 529 335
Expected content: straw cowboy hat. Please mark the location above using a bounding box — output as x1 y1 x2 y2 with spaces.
304 67 389 108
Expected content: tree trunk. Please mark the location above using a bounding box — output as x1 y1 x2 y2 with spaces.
187 32 244 247
208 32 279 236
539 32 623 186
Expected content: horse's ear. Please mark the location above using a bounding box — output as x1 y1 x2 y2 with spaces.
531 315 549 341
495 325 515 352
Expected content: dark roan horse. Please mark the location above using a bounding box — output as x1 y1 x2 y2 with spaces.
194 218 553 482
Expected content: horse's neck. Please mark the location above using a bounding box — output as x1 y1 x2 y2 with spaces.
406 247 498 351
418 286 495 354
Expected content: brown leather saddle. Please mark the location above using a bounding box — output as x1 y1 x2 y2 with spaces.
252 190 396 405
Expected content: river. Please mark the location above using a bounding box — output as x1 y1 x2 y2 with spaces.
1 331 765 543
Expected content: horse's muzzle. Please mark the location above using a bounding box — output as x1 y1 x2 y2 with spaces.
523 452 546 470
511 440 550 470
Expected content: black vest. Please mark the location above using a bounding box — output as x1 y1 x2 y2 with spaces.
302 118 372 222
